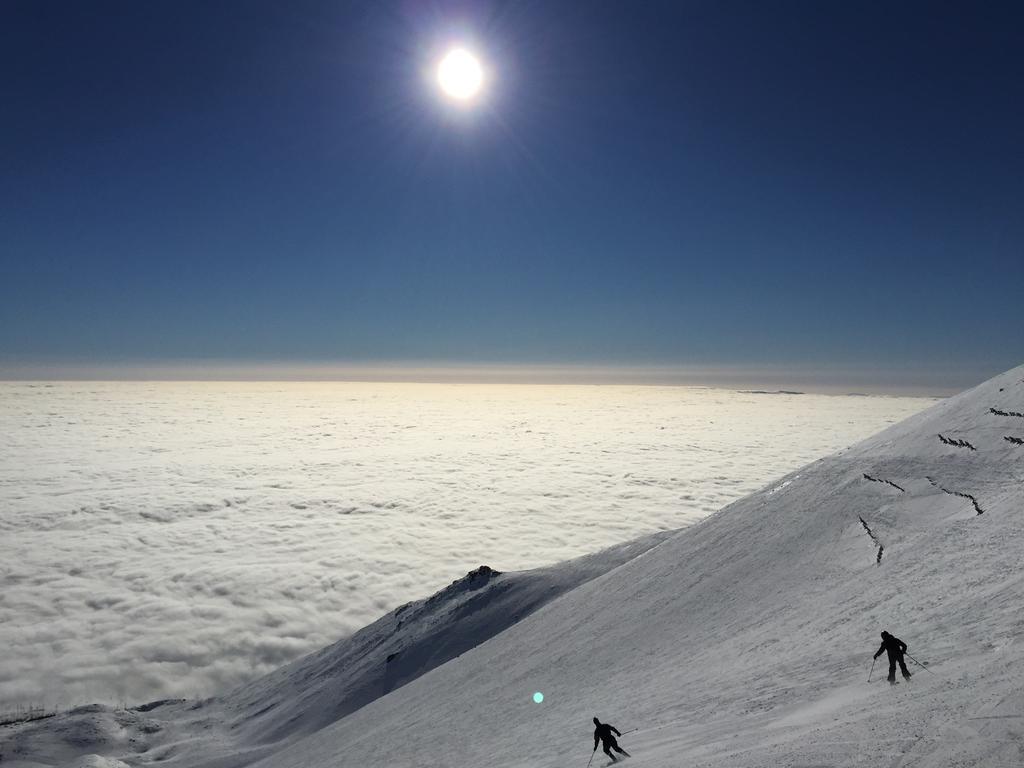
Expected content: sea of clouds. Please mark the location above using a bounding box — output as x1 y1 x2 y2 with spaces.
0 381 934 711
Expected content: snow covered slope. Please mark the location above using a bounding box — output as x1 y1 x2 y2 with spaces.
5 365 1021 768
0 535 670 767
249 364 1024 768
217 532 671 745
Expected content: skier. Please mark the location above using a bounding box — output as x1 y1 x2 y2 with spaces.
874 630 912 684
592 717 631 762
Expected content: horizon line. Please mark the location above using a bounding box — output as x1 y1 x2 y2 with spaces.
0 359 1002 397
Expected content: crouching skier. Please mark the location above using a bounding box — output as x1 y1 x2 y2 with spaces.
592 717 631 763
874 630 912 684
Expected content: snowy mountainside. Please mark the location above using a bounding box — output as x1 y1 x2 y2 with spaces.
217 531 671 745
0 704 152 768
4 364 1021 768
0 534 670 768
250 364 1024 768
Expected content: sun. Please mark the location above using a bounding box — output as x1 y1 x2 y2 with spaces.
437 47 484 102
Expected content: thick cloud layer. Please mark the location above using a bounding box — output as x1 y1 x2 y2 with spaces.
0 382 932 711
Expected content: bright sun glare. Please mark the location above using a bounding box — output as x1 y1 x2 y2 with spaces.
437 47 484 102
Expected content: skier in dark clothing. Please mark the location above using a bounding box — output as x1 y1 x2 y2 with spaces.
593 717 630 762
874 630 912 684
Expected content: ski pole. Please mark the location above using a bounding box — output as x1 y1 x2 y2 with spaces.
905 652 936 675
620 728 639 735
586 747 596 768
867 657 876 683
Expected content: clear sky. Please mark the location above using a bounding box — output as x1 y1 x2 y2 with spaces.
2 1 1022 387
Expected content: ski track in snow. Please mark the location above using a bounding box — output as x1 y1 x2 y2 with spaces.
0 382 932 710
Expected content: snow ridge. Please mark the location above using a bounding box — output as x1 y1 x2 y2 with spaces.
221 533 671 747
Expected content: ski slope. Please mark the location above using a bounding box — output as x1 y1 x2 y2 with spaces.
0 536 671 768
251 364 1024 768
4 364 1022 767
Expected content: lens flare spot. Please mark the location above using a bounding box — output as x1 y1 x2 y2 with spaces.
533 691 544 703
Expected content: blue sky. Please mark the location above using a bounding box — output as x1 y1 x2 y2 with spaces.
1 1 1021 387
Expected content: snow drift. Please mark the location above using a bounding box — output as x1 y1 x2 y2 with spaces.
4 364 1022 768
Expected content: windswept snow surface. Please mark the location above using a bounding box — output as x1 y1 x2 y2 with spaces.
238 364 1024 768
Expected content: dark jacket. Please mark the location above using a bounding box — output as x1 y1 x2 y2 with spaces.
594 722 621 749
874 633 907 660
